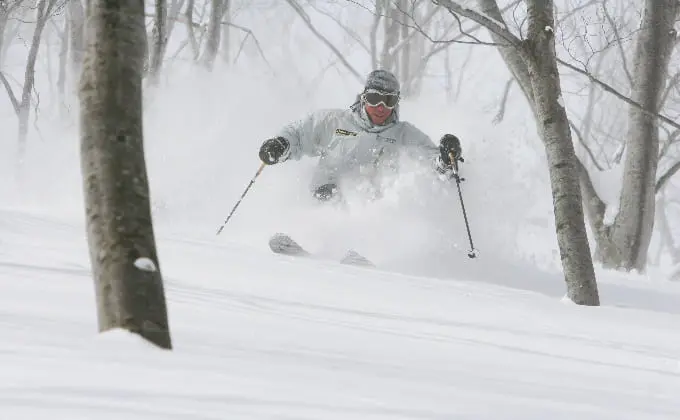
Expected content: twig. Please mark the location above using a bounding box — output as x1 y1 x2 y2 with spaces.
492 78 513 124
221 21 273 72
569 118 604 171
433 0 522 48
656 161 680 193
307 2 371 55
557 57 680 131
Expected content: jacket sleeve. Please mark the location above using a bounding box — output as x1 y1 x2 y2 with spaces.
276 110 337 161
401 123 454 176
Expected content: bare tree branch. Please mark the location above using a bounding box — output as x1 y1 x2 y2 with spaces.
307 2 371 56
285 0 363 83
557 57 680 131
433 0 522 48
656 160 680 193
658 127 680 159
576 155 609 244
569 118 604 171
0 71 19 115
221 21 273 71
492 77 513 124
451 43 473 101
601 0 634 88
659 70 680 107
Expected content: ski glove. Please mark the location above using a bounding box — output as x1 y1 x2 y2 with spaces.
439 134 463 166
314 183 339 201
259 137 290 165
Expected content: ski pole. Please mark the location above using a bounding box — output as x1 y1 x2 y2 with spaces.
216 162 267 235
450 152 477 258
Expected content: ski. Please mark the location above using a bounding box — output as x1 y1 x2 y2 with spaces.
269 233 374 267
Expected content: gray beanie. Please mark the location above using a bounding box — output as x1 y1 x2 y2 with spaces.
364 69 400 94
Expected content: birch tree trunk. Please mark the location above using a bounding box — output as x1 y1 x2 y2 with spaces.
600 0 680 271
523 0 599 305
79 0 172 349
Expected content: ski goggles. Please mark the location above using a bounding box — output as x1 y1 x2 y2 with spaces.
362 89 399 109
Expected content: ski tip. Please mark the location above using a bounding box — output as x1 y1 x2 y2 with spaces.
340 250 375 267
269 233 310 257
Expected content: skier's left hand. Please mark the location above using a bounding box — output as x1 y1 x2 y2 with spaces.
439 134 463 166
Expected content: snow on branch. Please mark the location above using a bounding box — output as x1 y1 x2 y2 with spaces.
433 0 522 47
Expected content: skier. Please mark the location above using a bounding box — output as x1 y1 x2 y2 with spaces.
258 69 463 202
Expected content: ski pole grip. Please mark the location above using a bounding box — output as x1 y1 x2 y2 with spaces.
448 152 460 178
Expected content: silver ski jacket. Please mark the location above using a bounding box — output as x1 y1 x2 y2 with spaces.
277 104 449 192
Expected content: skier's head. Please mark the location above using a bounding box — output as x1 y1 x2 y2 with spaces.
361 69 400 125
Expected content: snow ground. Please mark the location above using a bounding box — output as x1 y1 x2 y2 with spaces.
1 206 680 419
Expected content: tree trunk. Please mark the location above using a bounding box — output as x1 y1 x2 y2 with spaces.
57 20 68 109
523 0 599 305
380 1 400 72
220 0 230 63
398 0 410 95
656 194 680 265
369 1 382 69
201 0 221 70
164 0 186 47
148 0 167 84
0 5 8 69
17 0 52 160
79 0 172 349
68 0 85 76
600 0 680 271
185 0 199 60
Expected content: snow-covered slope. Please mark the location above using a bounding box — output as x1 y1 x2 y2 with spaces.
2 208 679 419
1 19 679 416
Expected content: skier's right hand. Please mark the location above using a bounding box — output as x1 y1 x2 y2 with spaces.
439 134 463 166
259 137 290 165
